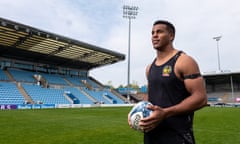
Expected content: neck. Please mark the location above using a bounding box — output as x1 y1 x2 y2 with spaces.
156 46 176 59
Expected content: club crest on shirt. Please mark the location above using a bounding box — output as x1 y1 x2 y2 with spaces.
162 65 172 77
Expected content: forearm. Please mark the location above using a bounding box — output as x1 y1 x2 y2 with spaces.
163 93 207 118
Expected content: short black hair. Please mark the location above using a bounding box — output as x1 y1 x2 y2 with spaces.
153 20 175 36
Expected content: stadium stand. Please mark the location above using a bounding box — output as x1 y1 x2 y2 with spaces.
22 83 69 104
8 68 36 83
203 71 240 106
0 17 128 108
0 67 127 105
40 73 68 85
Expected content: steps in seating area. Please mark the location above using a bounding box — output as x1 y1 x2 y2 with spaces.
64 91 80 104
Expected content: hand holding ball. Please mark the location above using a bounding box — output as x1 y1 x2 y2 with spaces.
129 101 153 132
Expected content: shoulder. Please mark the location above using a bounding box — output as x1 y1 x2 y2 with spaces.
145 64 152 79
146 58 157 77
178 52 197 66
176 52 200 77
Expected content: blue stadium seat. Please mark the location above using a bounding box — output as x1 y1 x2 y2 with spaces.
0 82 25 104
0 69 9 81
1 68 125 105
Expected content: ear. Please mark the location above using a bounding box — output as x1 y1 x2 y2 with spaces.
169 32 175 41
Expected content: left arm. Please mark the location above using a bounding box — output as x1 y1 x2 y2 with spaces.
163 76 207 118
163 54 207 117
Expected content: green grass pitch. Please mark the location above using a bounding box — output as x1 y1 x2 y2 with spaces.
0 106 240 144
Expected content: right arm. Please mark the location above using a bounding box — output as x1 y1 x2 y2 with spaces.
143 64 151 101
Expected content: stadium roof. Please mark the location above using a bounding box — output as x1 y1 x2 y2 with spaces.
203 71 240 84
0 17 125 70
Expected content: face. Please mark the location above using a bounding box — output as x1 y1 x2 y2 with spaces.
151 24 174 51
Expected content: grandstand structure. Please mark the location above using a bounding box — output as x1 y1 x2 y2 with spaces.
0 17 128 109
203 70 240 105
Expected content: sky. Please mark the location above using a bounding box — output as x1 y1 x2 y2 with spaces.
0 0 240 87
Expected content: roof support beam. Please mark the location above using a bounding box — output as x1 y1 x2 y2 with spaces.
11 32 32 48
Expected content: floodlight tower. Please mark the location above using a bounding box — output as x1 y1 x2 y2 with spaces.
213 36 222 72
122 5 138 103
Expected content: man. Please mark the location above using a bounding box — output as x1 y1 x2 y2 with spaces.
128 20 207 144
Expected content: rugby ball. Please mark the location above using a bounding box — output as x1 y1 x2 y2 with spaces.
129 101 153 132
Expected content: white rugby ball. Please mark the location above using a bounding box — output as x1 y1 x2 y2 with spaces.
129 101 153 132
